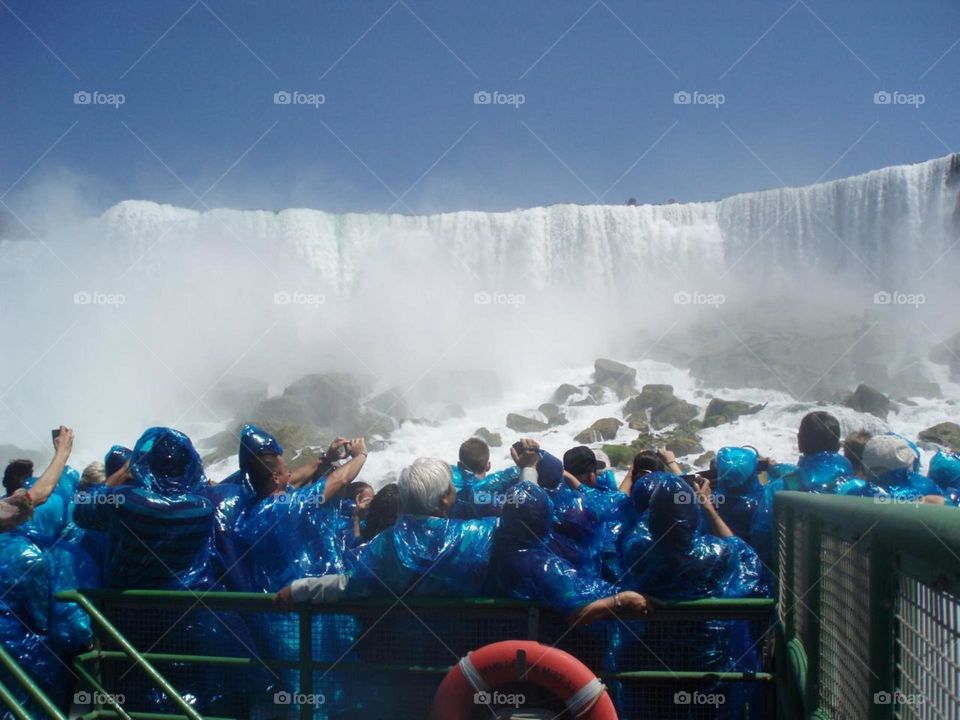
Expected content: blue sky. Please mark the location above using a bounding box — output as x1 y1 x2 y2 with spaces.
1 0 958 214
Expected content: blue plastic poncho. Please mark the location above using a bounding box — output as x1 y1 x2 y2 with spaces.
19 466 79 546
0 533 71 713
451 462 521 519
345 514 496 597
617 472 673 589
74 427 216 590
104 445 132 477
714 447 763 547
929 451 960 505
491 483 616 615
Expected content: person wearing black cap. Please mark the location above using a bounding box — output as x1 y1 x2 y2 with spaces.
563 445 601 488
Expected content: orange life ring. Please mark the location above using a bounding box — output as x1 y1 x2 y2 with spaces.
429 639 618 720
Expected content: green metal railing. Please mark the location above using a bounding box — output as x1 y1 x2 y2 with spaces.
775 491 960 720
48 589 774 719
0 643 67 720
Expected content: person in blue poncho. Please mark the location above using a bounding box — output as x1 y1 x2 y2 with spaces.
450 436 524 518
491 481 651 621
622 474 762 718
714 447 764 548
928 450 960 505
618 470 668 590
836 434 945 503
752 411 853 564
561 446 634 581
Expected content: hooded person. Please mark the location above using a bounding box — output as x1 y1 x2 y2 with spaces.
928 451 960 506
714 447 764 548
73 427 266 716
621 475 762 718
837 434 943 502
617 471 670 591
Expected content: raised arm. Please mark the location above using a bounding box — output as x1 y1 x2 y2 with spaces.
321 438 368 503
25 426 74 507
693 477 734 538
289 437 349 489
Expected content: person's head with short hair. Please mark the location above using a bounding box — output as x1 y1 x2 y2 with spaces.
797 411 842 456
398 457 456 516
2 459 33 496
631 450 667 479
345 481 375 517
862 434 921 483
563 446 598 487
363 484 400 541
458 437 491 477
81 461 107 488
248 453 291 499
843 429 873 477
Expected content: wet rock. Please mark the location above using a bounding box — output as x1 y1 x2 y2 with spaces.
890 363 942 399
843 384 891 420
506 413 550 433
626 412 650 433
701 398 765 428
664 433 704 457
551 384 581 404
650 398 699 429
366 388 411 421
538 403 568 427
918 422 960 452
474 427 503 447
600 444 637 469
573 418 623 444
624 385 676 414
694 451 716 468
594 358 637 396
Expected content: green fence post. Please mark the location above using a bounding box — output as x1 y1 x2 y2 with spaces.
299 609 313 720
803 516 822 716
868 538 896 720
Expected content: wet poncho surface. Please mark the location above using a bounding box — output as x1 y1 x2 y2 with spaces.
714 447 763 547
491 482 616 614
929 451 960 505
346 514 496 597
451 463 521 518
74 427 216 590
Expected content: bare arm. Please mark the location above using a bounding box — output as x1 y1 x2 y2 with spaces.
568 591 652 626
288 438 349 489
105 461 132 487
25 426 73 507
618 466 635 495
321 438 368 503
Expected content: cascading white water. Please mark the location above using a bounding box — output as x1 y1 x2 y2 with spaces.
0 153 957 468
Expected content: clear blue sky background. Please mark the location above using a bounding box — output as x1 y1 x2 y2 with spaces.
1 0 958 214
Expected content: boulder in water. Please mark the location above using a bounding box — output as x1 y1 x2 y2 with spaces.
573 418 623 444
474 427 502 447
506 413 549 433
843 384 891 420
538 403 568 427
594 359 636 398
551 383 581 404
701 398 765 428
664 432 704 457
918 422 960 452
650 398 699 429
694 450 716 468
624 384 676 414
626 412 650 433
366 388 412 421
